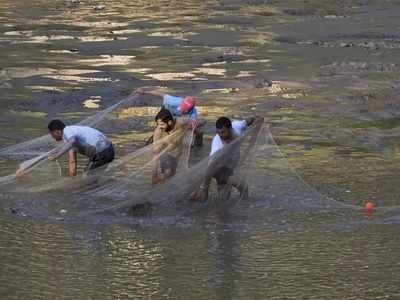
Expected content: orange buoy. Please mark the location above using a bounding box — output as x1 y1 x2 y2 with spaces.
364 201 374 217
365 201 374 210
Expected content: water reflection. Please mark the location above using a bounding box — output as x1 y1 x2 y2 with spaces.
207 214 243 299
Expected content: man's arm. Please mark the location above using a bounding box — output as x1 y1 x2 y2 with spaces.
192 154 219 202
200 169 213 202
68 149 77 176
245 117 255 127
169 118 206 154
245 116 263 127
16 138 76 177
191 136 220 201
48 138 76 161
175 117 206 131
190 169 212 202
191 118 206 129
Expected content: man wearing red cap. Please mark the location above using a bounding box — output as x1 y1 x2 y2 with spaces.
164 95 198 120
140 88 203 147
139 88 198 119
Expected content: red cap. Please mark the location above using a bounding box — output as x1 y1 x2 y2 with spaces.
180 96 195 113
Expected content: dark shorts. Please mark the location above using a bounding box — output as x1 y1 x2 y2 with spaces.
88 144 115 170
160 154 178 174
213 166 233 185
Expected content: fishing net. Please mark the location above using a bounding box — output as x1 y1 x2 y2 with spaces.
0 111 329 221
1 92 398 222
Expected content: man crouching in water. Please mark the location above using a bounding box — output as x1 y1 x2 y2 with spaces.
17 120 115 177
193 116 262 203
152 108 205 184
128 109 204 216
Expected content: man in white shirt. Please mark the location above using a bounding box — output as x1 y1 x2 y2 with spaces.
210 118 248 156
193 116 260 203
46 119 114 176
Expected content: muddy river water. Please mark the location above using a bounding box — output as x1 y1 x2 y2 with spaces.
1 0 400 299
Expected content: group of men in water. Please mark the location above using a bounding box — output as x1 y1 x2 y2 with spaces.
16 88 261 203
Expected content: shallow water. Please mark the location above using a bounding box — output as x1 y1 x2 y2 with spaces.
2 0 400 299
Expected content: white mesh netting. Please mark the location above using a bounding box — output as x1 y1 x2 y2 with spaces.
0 93 397 223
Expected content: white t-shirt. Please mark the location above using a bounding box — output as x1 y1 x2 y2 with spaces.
210 120 246 156
63 125 110 153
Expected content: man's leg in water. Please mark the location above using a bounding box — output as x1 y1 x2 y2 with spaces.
214 167 249 202
228 174 249 199
192 166 240 203
216 183 232 203
213 167 233 203
68 149 77 177
154 154 177 183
